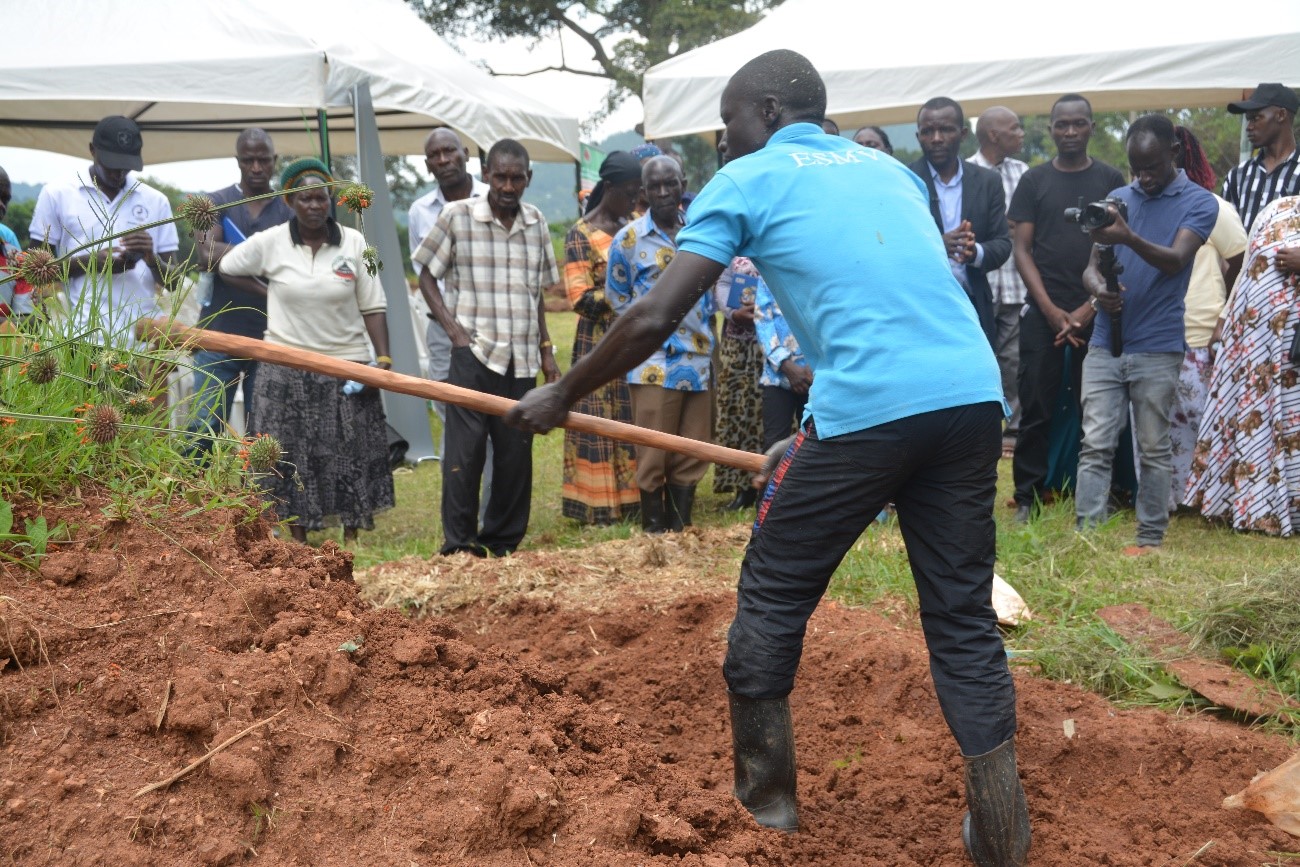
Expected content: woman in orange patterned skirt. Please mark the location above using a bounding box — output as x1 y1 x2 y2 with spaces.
561 152 643 524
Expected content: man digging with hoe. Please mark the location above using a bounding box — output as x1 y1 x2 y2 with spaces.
507 50 1029 866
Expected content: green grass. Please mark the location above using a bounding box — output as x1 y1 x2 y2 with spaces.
320 311 746 565
317 311 1300 722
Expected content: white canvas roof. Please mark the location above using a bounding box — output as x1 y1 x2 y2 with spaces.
0 0 580 163
643 0 1300 139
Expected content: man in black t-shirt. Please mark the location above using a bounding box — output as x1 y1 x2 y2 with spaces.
188 128 293 455
1007 94 1126 522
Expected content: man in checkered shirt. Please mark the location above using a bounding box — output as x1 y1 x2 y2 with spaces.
414 138 562 558
967 106 1029 443
1222 83 1299 232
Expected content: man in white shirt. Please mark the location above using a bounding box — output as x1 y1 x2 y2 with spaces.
408 127 490 384
29 115 178 341
409 127 491 478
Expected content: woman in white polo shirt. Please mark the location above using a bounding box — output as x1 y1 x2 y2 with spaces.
219 157 395 544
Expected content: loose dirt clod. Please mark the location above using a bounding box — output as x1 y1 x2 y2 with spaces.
1 495 1296 865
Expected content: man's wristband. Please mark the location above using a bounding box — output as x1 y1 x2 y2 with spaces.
540 340 553 351
375 355 392 365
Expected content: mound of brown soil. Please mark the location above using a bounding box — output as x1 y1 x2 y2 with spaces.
2 501 1295 865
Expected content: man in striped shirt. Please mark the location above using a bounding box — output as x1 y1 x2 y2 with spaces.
1222 83 1299 232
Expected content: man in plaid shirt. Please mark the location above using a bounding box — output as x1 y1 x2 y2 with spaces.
967 106 1028 443
415 138 561 558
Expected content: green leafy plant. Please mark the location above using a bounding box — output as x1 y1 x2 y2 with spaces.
0 497 66 568
0 181 366 533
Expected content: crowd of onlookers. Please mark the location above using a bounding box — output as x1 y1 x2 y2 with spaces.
2 78 1297 551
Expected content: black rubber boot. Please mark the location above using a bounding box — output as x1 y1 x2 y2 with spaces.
729 693 798 833
666 484 696 532
962 738 1030 866
640 488 667 534
720 488 757 511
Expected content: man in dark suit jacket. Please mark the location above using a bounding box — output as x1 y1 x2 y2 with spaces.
909 97 1011 346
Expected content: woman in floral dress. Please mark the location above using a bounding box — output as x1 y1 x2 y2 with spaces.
560 152 643 524
1185 197 1300 535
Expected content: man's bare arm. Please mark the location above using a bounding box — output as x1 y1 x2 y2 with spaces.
417 265 468 347
1090 209 1204 275
538 285 560 383
506 251 726 433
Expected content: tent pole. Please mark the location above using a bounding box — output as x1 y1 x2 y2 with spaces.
317 109 331 165
573 160 582 219
352 81 438 464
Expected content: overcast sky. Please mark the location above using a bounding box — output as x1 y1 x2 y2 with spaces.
0 27 640 192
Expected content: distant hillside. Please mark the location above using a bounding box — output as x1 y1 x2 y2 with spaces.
10 182 42 203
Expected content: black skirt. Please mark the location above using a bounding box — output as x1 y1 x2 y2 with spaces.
252 361 395 531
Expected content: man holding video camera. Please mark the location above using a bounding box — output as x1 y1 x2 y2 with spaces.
1075 114 1218 555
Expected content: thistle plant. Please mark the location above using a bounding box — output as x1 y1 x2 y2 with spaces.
0 176 371 519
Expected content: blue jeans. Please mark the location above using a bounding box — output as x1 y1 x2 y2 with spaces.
188 349 257 455
1075 351 1182 546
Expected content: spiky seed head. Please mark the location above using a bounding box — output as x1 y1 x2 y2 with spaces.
178 194 220 233
25 353 59 385
15 247 59 289
245 434 283 472
362 245 382 276
335 183 374 213
86 404 122 445
122 395 153 417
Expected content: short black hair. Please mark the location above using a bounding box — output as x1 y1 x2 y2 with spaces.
235 127 272 150
485 138 530 171
854 126 893 151
730 50 827 125
1052 93 1093 119
1125 113 1176 147
918 96 964 129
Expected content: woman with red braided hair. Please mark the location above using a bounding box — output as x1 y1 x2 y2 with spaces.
1163 126 1247 510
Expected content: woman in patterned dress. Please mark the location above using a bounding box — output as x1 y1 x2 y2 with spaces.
560 152 643 524
712 258 766 510
219 158 394 544
1185 197 1300 535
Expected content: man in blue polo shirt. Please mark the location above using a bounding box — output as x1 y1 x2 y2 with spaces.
507 50 1028 864
1078 114 1218 555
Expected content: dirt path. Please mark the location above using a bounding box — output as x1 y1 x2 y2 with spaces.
1 503 1294 865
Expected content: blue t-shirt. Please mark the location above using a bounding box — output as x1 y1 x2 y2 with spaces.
1090 170 1218 354
677 122 1004 439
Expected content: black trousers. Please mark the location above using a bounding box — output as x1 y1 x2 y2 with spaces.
761 386 808 452
725 402 1015 756
1012 303 1089 507
441 347 535 556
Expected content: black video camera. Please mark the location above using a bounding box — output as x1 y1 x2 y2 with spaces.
1064 197 1127 233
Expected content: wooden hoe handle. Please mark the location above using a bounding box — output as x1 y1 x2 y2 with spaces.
146 320 767 474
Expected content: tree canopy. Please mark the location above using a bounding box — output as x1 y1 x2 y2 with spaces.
408 0 785 120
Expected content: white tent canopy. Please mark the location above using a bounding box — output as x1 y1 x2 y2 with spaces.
0 0 580 163
644 0 1300 139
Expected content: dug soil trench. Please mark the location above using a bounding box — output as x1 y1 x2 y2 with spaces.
1 498 1295 865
